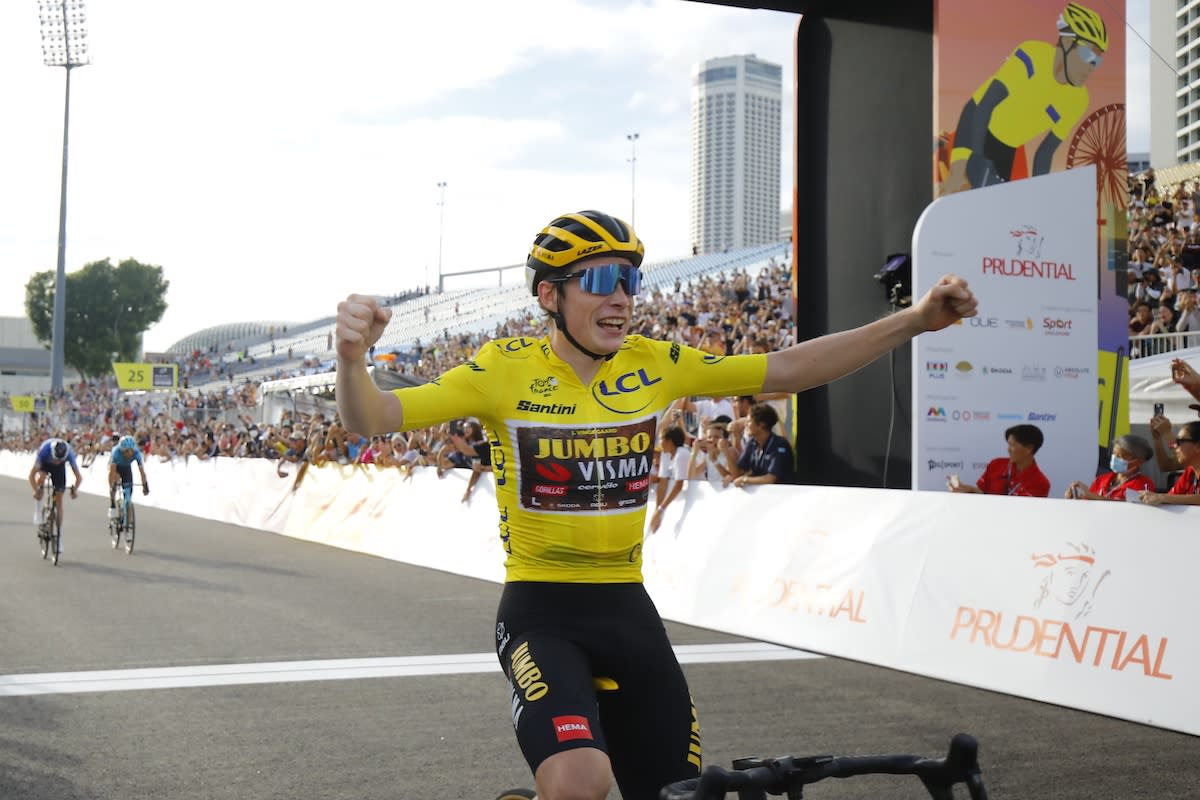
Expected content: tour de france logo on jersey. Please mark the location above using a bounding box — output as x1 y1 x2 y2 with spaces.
529 376 558 397
515 419 656 512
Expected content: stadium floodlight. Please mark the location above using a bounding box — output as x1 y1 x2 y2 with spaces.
436 181 447 293
39 0 90 393
626 133 639 227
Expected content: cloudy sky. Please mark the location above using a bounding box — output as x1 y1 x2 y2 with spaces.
0 1 1153 352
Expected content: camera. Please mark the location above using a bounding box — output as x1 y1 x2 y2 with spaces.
1154 402 1165 417
874 253 912 308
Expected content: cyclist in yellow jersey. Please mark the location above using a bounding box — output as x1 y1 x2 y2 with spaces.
942 3 1107 194
335 210 977 800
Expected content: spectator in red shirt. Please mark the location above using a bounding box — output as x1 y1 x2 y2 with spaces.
1063 434 1156 501
1141 421 1200 506
949 424 1050 497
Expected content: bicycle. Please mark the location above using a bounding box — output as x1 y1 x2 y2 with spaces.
658 733 987 800
109 480 141 555
35 481 62 566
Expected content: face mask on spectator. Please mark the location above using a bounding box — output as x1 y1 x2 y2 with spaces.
1109 454 1130 473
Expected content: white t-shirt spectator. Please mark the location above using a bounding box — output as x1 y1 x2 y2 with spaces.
694 397 735 425
691 448 726 488
657 444 692 488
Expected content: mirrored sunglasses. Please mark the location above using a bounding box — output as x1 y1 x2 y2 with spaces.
554 263 642 296
1076 41 1102 68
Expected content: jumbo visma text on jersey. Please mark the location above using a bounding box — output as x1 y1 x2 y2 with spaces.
392 334 767 583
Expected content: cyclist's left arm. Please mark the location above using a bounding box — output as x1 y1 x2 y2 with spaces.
762 277 976 393
1030 132 1061 177
135 451 150 492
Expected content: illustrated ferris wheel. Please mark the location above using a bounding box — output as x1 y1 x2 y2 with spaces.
1065 102 1127 217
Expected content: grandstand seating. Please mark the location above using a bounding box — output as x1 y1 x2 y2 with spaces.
182 242 790 391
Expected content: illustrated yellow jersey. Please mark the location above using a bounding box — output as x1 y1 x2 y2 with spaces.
394 335 768 583
968 40 1088 149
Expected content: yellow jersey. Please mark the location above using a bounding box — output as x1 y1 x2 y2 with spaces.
969 40 1089 150
394 335 767 583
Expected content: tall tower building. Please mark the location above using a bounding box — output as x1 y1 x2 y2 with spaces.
1150 0 1200 166
690 54 782 255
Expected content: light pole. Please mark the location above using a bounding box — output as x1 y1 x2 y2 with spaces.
436 181 447 293
39 0 89 394
626 133 639 227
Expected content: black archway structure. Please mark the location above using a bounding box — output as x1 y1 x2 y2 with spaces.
690 0 934 488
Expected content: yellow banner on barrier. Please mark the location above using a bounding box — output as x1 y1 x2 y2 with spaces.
9 393 47 412
112 362 179 391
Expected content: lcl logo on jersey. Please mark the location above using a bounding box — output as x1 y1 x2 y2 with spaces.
592 368 661 414
496 338 538 358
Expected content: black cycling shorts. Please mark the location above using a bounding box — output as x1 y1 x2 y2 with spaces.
114 463 134 486
41 462 68 492
495 581 701 800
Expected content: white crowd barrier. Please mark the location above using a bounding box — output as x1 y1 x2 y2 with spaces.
2 451 1196 737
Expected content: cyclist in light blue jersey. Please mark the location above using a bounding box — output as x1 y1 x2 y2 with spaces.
109 435 150 524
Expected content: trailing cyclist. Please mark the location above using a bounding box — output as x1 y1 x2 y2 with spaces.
335 210 978 800
29 437 82 552
109 434 150 524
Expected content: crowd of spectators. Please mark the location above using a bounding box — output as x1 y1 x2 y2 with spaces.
14 172 1200 510
1128 167 1200 354
3 260 801 508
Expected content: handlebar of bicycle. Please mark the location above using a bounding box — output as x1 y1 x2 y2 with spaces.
659 733 986 800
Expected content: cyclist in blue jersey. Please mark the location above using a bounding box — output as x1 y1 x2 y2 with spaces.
29 438 82 550
109 435 150 522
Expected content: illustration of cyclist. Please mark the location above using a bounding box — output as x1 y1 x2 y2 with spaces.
29 438 82 550
941 3 1107 194
109 434 150 522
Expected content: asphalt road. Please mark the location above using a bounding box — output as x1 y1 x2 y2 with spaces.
0 476 1196 800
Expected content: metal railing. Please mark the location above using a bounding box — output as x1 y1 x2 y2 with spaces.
1130 330 1200 358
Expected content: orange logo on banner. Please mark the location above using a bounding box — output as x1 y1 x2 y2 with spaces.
948 541 1172 680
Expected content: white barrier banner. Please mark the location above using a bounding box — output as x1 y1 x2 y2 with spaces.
2 453 1195 735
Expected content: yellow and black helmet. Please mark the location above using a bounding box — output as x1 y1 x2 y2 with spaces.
525 210 644 295
1057 3 1108 52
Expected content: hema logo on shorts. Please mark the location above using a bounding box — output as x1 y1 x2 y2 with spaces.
552 715 593 742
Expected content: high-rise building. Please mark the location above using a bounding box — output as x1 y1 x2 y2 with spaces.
690 54 782 255
1150 1 1200 166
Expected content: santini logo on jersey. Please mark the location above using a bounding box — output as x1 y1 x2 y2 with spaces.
516 400 576 415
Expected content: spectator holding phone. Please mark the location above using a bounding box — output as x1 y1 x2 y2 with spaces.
1141 420 1200 505
1063 434 1156 501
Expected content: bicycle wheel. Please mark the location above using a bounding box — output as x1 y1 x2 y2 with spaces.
50 511 61 566
39 496 55 561
494 790 536 800
125 503 136 554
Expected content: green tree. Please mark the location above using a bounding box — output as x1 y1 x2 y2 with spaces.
24 258 169 379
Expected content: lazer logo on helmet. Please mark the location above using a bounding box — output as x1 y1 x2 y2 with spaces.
576 244 603 257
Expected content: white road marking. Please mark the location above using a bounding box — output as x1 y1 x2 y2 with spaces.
0 643 820 696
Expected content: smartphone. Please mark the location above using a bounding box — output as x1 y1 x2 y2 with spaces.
1154 402 1165 417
